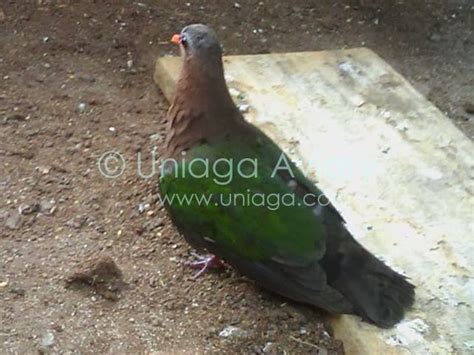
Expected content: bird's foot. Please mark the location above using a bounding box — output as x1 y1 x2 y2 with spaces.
185 254 225 278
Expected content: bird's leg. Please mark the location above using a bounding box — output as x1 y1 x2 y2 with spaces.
185 253 226 278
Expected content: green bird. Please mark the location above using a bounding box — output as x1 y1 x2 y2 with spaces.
160 24 414 328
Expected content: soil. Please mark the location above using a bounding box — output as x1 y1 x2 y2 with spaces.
0 0 472 354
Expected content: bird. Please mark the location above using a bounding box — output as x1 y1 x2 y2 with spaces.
159 23 415 328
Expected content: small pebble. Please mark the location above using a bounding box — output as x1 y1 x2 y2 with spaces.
150 133 162 141
229 87 241 98
39 199 56 215
138 203 150 214
396 123 409 132
219 325 248 338
4 113 26 123
262 342 276 353
143 217 164 232
18 203 39 215
36 165 51 174
41 331 55 347
5 212 21 230
151 317 163 327
77 102 87 114
238 104 250 113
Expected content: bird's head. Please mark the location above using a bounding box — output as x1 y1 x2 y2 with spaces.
171 24 222 63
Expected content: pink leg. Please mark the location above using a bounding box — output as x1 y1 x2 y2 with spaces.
185 254 225 278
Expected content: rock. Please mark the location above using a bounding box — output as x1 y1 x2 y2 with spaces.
77 74 96 83
262 342 276 353
219 325 248 338
138 202 150 214
18 202 39 215
150 317 163 327
41 331 55 347
143 217 163 232
66 254 125 301
238 104 250 113
3 113 26 123
150 133 162 142
229 87 241 99
5 212 21 230
76 102 87 114
39 199 56 215
36 165 51 174
382 110 391 119
66 216 87 230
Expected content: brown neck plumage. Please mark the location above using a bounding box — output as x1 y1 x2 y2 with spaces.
164 54 244 159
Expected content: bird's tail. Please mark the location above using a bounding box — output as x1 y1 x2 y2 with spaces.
324 232 415 328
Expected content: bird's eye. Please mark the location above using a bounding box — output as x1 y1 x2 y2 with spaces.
180 35 188 46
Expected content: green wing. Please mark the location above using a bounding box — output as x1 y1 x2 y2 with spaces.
159 130 327 265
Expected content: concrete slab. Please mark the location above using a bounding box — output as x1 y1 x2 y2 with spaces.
155 49 474 354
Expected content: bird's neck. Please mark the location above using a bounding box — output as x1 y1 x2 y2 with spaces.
165 56 244 158
179 55 232 104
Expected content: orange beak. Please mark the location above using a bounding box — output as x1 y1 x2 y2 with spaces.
171 34 181 45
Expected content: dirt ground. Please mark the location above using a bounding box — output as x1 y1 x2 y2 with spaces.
0 0 472 354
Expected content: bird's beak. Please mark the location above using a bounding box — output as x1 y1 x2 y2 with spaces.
171 34 181 45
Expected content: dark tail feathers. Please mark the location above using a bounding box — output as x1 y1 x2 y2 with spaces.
324 235 415 328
